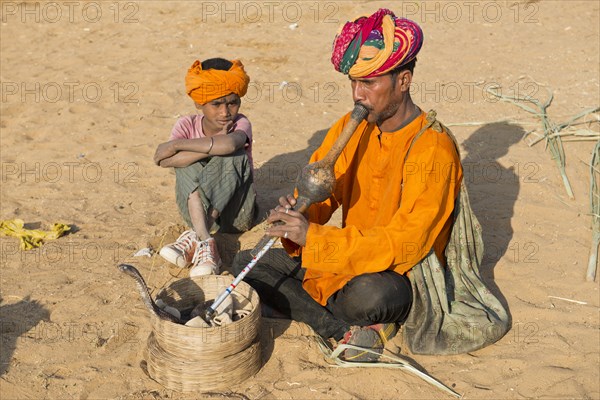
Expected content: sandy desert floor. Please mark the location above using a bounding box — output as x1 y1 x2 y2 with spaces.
1 1 599 399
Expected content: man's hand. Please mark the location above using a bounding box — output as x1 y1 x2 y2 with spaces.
266 195 309 246
154 141 177 166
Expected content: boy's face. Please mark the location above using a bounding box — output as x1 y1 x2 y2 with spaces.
196 93 241 134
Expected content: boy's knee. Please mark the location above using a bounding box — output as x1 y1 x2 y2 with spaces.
175 163 202 179
199 151 250 184
219 150 250 172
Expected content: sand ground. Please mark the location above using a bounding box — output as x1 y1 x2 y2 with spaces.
1 1 599 399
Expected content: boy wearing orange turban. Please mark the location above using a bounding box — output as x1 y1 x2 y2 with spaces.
154 58 256 277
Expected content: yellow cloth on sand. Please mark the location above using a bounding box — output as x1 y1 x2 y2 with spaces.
0 219 70 250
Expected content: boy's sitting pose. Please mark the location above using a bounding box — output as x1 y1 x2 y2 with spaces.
154 58 256 277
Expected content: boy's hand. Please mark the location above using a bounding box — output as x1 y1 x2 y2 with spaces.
223 120 234 134
154 141 177 165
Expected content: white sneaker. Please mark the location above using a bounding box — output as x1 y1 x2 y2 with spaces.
159 230 199 268
189 237 222 277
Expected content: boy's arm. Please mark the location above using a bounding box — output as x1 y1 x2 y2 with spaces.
155 130 249 168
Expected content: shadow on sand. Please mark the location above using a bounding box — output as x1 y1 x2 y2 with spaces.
0 295 50 375
460 121 525 317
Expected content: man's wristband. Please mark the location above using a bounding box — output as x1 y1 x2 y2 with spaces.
207 137 214 154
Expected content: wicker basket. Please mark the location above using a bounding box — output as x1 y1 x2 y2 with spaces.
144 275 262 392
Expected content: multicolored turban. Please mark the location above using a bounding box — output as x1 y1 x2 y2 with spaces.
331 9 423 78
185 59 250 104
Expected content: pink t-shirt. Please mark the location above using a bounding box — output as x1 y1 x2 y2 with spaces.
169 113 253 170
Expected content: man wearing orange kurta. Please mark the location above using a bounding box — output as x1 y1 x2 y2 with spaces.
232 9 463 362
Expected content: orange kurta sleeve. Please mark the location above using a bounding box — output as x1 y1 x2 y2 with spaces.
298 112 463 305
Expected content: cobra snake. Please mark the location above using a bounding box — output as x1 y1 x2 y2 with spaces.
117 263 182 324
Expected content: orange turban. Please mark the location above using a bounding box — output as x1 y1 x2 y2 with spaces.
185 59 250 105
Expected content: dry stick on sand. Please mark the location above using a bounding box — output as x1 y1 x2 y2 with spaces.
587 141 600 282
484 83 600 279
484 84 599 199
527 108 600 145
484 84 576 199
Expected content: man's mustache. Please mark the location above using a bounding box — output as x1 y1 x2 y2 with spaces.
354 102 373 113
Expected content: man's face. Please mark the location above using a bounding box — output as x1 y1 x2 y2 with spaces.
350 72 407 128
196 93 241 134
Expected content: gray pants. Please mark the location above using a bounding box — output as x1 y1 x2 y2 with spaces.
174 150 257 233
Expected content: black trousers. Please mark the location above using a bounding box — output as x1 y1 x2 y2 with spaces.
231 248 413 341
